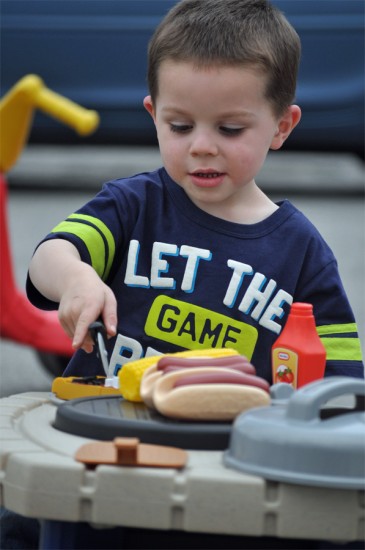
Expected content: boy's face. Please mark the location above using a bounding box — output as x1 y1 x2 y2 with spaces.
144 61 300 216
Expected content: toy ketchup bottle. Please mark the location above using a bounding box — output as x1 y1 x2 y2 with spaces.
271 302 326 389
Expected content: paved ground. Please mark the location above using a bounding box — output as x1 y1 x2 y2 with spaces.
1 148 364 397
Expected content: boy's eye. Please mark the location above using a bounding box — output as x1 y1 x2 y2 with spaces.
219 126 244 136
169 123 192 134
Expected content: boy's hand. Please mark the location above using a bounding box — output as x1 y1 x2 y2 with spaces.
58 267 117 353
29 239 117 353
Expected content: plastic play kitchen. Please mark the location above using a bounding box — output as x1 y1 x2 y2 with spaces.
1 375 364 549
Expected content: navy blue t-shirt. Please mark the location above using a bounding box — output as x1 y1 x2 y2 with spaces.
27 168 364 381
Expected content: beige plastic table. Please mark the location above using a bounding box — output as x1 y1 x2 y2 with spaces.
0 392 363 548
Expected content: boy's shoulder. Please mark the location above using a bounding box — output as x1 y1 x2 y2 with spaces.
106 168 164 193
277 200 323 237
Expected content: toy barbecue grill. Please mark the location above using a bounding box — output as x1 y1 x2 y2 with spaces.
54 375 365 488
224 377 365 489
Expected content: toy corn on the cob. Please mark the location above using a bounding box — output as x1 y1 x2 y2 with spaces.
119 348 240 402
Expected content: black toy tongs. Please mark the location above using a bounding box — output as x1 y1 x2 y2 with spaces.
89 320 109 376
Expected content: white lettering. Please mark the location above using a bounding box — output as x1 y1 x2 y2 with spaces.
259 290 293 333
124 240 150 287
223 260 253 307
239 273 277 320
108 333 143 376
109 334 163 376
150 242 178 288
180 245 212 293
123 240 294 338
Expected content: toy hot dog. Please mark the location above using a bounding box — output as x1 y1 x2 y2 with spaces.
140 354 256 409
119 347 239 402
172 370 267 390
151 367 270 421
156 355 255 372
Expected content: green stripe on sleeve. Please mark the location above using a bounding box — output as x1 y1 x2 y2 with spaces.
51 221 105 278
68 214 115 279
51 214 115 280
320 337 363 362
317 323 358 336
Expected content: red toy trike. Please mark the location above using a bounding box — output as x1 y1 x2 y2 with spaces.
0 75 99 375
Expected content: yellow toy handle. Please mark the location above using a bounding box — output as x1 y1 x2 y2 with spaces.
34 84 99 136
0 74 100 172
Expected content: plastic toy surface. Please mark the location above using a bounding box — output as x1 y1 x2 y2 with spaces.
1 391 362 543
75 437 188 469
224 376 365 489
0 75 99 373
52 376 120 400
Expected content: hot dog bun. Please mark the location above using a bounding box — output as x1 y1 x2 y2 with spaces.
140 354 255 409
119 348 239 402
152 367 270 421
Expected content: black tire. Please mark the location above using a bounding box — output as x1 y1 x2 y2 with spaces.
35 351 70 378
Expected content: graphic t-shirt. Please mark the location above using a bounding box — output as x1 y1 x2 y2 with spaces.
27 168 364 381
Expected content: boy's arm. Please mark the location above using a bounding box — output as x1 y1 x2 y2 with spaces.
28 239 117 352
297 261 364 379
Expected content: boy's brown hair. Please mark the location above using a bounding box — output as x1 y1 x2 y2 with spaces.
147 0 301 117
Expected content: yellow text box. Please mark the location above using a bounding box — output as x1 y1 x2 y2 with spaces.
145 296 258 358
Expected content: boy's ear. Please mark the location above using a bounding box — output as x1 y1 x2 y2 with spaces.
270 105 301 150
143 95 156 121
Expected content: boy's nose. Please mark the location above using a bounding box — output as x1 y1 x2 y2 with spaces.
189 130 218 157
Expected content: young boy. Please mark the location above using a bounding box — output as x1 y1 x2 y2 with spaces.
27 0 363 382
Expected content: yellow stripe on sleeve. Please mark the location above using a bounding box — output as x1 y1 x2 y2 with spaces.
320 337 363 362
68 214 115 279
51 214 115 280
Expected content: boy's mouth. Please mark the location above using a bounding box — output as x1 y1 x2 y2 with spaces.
193 172 222 178
189 170 225 187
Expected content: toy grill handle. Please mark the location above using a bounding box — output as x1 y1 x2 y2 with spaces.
286 377 365 422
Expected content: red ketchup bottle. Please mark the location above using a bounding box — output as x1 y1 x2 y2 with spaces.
271 302 326 389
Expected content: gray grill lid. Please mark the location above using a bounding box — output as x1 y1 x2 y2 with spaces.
224 377 365 489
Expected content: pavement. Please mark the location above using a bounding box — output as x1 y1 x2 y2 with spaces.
1 147 364 398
